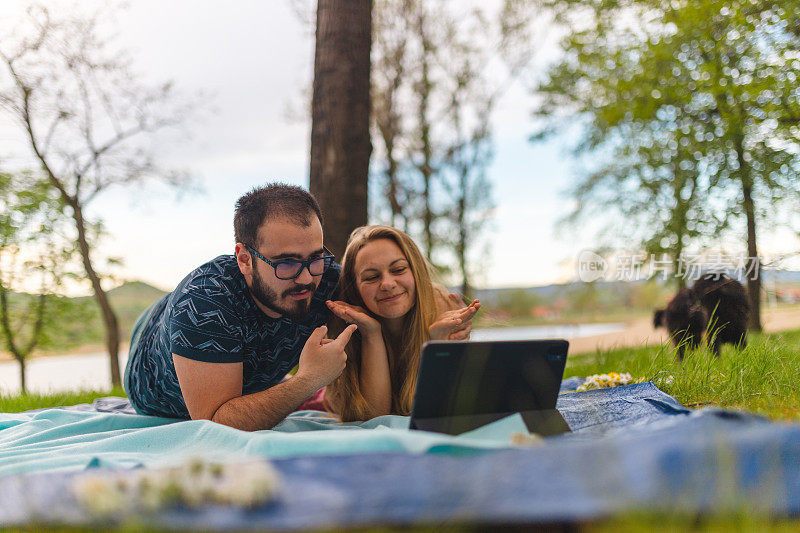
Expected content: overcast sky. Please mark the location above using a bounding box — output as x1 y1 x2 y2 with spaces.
1 1 798 293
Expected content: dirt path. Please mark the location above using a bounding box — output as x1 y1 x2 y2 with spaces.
568 305 800 355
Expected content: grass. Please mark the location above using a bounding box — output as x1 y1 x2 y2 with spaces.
0 386 126 413
4 516 800 533
565 327 800 420
584 512 800 532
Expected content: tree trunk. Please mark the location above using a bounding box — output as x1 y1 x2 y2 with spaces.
73 203 122 386
19 358 26 395
457 185 471 299
376 107 404 228
309 0 373 259
736 133 762 332
673 238 686 290
741 180 763 331
416 11 435 261
672 172 691 290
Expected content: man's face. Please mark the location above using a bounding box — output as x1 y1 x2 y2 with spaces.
239 217 325 320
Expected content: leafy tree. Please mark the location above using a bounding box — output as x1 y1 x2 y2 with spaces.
370 0 535 292
534 0 800 329
0 5 196 385
371 0 414 232
0 171 77 393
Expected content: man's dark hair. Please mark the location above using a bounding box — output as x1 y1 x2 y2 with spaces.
234 183 323 247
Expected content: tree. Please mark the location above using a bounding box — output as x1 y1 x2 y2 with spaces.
437 9 506 297
0 171 75 393
309 0 373 258
370 0 534 292
0 5 195 385
534 0 800 329
370 0 413 231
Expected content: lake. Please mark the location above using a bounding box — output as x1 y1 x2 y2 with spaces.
0 322 625 395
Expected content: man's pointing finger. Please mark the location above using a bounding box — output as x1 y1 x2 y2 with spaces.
334 323 358 347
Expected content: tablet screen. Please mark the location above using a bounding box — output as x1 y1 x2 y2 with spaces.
412 340 568 419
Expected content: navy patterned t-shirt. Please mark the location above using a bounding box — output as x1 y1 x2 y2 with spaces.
124 254 339 419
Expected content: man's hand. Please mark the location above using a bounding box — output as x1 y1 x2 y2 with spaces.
296 324 358 389
429 299 481 341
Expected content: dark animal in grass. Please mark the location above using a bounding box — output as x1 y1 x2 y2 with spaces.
653 288 708 360
692 273 749 355
653 273 749 359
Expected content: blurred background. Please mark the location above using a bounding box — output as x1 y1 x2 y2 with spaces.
1 0 799 394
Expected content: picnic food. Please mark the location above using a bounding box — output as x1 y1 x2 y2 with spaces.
576 372 633 391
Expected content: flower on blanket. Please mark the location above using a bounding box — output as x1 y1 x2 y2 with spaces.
576 372 634 391
73 458 280 516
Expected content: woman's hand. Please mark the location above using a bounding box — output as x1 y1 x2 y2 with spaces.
326 300 382 337
429 299 481 341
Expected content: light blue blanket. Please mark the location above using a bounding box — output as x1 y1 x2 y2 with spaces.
0 376 594 478
0 405 530 477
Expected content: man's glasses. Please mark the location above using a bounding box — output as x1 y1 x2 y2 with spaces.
245 245 335 280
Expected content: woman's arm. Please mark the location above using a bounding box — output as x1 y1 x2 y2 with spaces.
326 301 392 417
356 327 392 416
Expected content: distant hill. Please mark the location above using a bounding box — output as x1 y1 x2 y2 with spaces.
108 280 169 301
469 270 800 306
106 281 169 333
470 280 638 307
76 280 167 310
66 280 169 346
0 280 170 355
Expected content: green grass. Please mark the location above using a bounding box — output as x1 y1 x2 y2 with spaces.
565 327 800 420
4 516 799 533
584 512 800 532
0 386 126 413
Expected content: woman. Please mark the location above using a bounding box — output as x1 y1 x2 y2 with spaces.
322 225 480 422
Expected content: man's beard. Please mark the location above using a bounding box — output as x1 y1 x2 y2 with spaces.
250 268 316 320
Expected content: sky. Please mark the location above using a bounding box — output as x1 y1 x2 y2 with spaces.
1 1 798 294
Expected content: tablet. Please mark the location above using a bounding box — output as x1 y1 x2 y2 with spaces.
409 339 571 436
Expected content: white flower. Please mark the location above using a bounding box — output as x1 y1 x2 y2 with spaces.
72 458 281 516
73 476 127 516
576 372 635 391
213 460 280 507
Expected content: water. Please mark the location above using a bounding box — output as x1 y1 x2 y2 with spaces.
0 351 130 396
471 323 626 341
0 323 626 395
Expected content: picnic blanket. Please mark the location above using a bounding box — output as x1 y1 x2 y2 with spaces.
1 379 798 529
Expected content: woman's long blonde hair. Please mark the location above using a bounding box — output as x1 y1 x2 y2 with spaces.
326 225 449 422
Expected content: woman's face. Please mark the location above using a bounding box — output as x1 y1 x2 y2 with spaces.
353 238 417 320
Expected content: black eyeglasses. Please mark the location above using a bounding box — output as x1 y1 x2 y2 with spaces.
245 245 335 280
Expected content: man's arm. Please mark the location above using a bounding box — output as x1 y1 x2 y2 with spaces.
173 324 357 431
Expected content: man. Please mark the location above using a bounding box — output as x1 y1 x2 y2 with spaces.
124 183 357 431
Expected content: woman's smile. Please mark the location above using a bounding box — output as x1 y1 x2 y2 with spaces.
378 291 407 303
